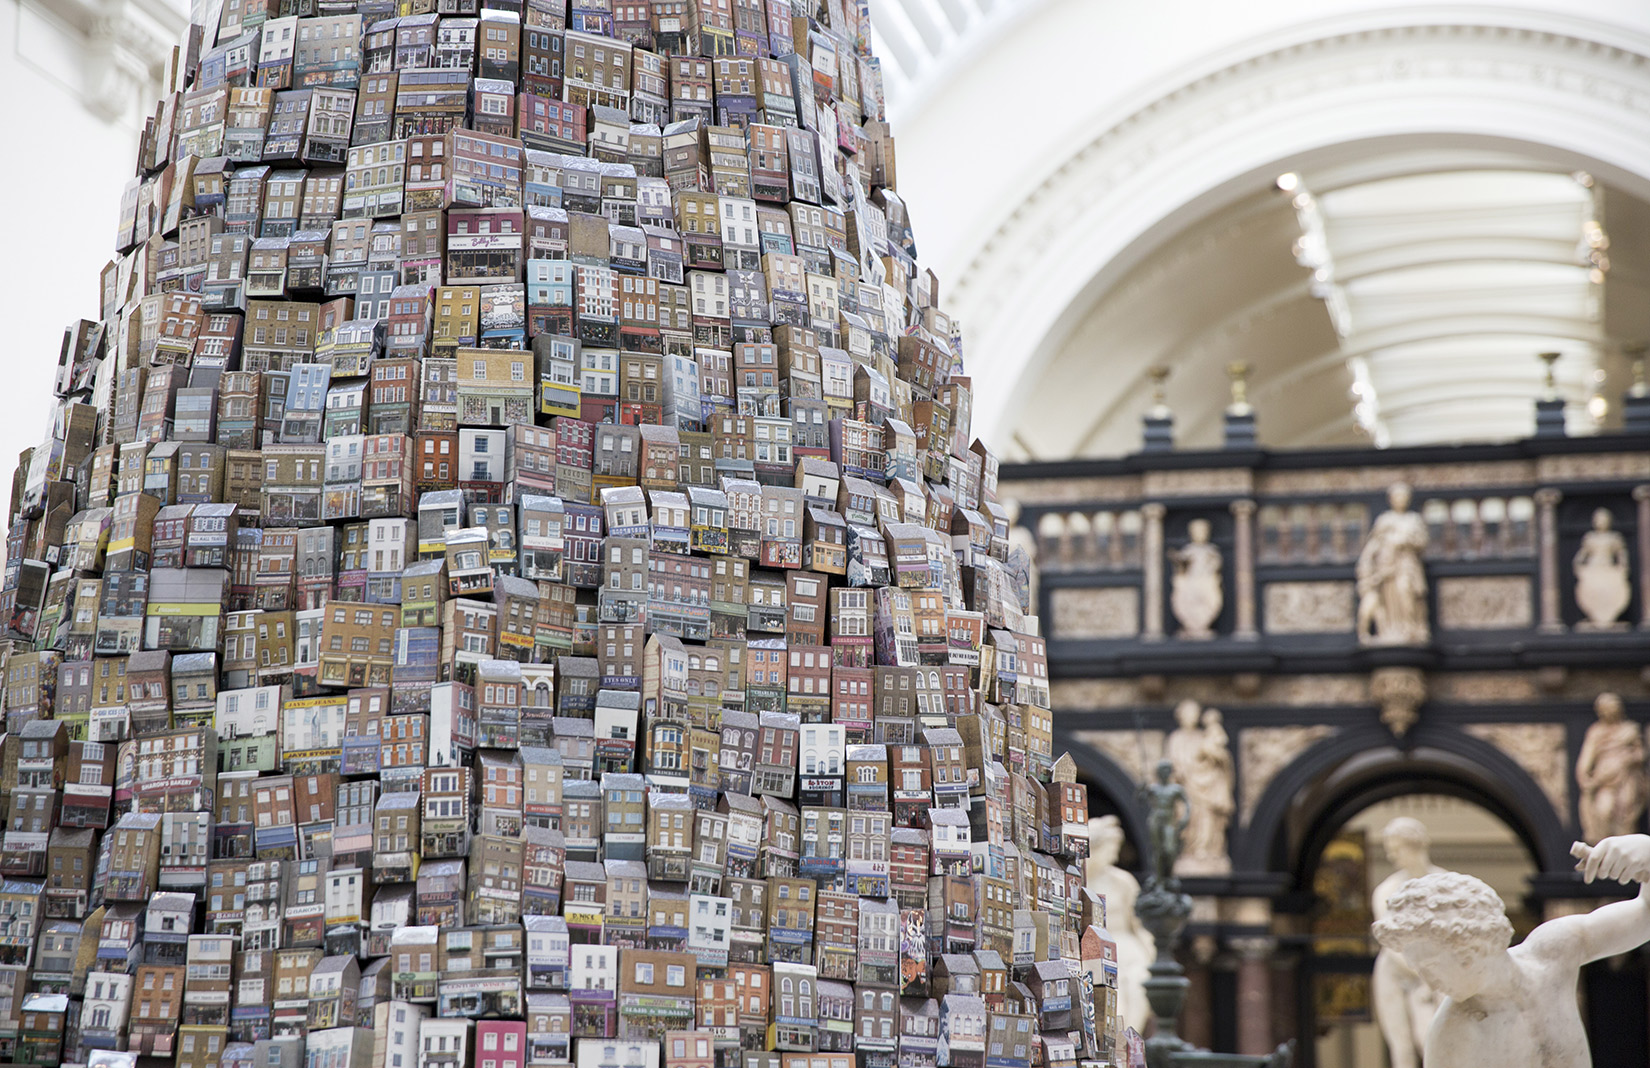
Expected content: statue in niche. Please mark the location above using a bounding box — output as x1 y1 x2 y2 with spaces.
1356 481 1431 645
1370 818 1447 1068
1170 518 1223 639
1085 815 1155 1033
1576 691 1647 844
1165 700 1234 874
1573 508 1631 629
1373 835 1650 1068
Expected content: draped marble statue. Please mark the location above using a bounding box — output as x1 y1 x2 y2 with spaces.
1356 482 1430 645
1576 692 1647 844
1165 700 1234 875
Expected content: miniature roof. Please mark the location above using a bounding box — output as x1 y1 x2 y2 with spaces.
312 954 357 976
648 792 691 809
390 926 439 945
147 891 196 911
126 650 171 671
174 652 218 673
595 690 641 711
418 859 465 877
21 993 68 1013
563 860 607 881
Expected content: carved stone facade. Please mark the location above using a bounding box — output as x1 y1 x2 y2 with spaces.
1010 430 1650 1057
1463 723 1570 821
1071 729 1165 786
1263 581 1354 634
1051 587 1141 639
1239 725 1337 824
1436 576 1533 630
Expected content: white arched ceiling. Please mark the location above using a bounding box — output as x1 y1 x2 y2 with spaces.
881 2 1650 457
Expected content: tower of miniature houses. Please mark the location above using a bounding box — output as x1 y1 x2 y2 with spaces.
1 1 1124 1066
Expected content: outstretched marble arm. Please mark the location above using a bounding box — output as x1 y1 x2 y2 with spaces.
1548 838 1650 964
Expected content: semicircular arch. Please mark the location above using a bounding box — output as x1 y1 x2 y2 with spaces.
938 14 1650 447
1051 724 1152 859
1236 721 1572 882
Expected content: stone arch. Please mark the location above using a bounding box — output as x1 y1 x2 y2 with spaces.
934 13 1650 444
1051 723 1151 858
1235 721 1573 881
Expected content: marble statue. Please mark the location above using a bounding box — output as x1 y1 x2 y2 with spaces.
1170 518 1223 639
1373 835 1650 1068
1370 818 1447 1068
1086 815 1155 1033
1356 481 1430 645
1140 758 1189 891
1573 508 1631 629
1576 692 1647 844
1165 700 1234 874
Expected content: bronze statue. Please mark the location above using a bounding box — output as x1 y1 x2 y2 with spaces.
1141 758 1189 891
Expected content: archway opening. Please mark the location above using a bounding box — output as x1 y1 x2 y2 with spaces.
1302 794 1536 1068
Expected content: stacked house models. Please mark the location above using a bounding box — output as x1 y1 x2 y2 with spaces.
2 0 1127 1066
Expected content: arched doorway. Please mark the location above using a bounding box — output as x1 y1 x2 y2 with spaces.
1302 794 1536 1068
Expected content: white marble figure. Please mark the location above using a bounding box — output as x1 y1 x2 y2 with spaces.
1165 700 1233 874
1370 818 1447 1068
1576 691 1647 844
1373 835 1650 1068
1573 508 1631 629
1170 518 1223 639
1085 815 1155 1034
1356 481 1430 645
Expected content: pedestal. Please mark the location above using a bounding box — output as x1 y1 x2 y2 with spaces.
1535 397 1567 437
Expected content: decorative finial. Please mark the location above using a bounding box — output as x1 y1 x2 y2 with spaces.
1148 366 1171 419
1539 352 1562 400
1226 362 1251 416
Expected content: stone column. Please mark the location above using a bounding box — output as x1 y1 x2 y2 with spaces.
1536 488 1564 633
1230 499 1257 639
1143 503 1166 641
1181 935 1216 1050
1230 937 1276 1056
1636 486 1650 629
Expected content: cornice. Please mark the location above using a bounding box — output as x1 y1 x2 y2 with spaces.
25 0 187 123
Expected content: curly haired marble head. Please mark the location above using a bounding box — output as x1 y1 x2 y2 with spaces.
1372 871 1514 954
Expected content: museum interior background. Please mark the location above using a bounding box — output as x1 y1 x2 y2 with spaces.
11 0 1650 1065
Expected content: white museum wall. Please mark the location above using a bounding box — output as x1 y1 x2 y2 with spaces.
0 0 185 531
